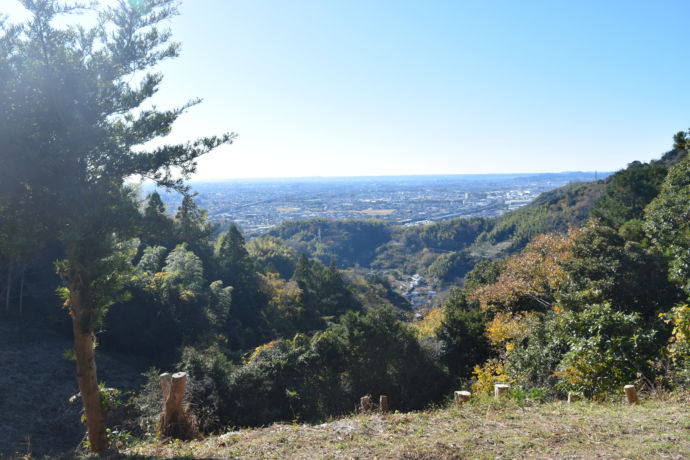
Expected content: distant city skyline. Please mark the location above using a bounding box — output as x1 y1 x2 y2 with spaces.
4 0 690 179
180 170 608 183
150 171 600 235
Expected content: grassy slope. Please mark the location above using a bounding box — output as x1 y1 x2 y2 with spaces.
119 397 690 460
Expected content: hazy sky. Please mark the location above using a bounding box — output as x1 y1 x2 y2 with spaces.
5 0 690 179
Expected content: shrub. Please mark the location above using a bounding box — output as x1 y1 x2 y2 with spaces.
335 307 449 412
664 304 690 365
644 155 690 296
659 304 690 387
471 358 509 395
505 311 569 391
148 308 449 430
176 345 236 433
556 303 659 398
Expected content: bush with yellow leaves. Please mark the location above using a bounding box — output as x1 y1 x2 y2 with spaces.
660 304 690 386
471 358 511 395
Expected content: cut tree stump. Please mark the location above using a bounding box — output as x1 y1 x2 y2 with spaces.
160 373 172 402
160 371 191 438
494 383 510 399
379 395 389 413
359 395 373 412
624 385 639 405
454 391 471 405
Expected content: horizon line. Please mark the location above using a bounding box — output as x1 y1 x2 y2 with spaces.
181 170 611 183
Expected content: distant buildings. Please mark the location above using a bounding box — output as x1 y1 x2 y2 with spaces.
400 274 436 308
152 172 608 235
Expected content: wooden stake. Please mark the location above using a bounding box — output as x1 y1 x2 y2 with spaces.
454 390 471 405
379 395 389 413
624 385 638 405
494 383 510 399
360 395 373 412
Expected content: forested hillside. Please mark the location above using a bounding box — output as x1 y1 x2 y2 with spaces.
264 178 606 283
474 180 605 250
2 1 690 457
3 138 689 457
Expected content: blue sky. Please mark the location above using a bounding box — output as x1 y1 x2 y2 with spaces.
5 0 690 179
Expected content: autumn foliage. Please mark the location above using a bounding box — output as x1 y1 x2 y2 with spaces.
470 228 580 312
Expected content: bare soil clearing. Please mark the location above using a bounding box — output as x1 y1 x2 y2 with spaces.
0 319 144 458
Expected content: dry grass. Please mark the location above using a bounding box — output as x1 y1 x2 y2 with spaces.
114 396 690 460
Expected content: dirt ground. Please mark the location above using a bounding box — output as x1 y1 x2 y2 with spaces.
0 319 143 458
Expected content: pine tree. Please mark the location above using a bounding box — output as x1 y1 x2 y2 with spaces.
141 192 176 249
0 1 234 452
215 224 267 347
174 194 216 264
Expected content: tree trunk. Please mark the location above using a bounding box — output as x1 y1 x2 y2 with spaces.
70 289 108 453
19 266 25 315
5 261 12 313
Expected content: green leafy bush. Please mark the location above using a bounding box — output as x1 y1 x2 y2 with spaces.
505 312 568 392
164 308 448 430
557 224 681 318
556 303 660 398
645 155 690 296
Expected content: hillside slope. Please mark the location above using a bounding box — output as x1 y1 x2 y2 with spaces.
266 180 606 282
474 180 606 251
0 320 145 458
121 398 690 459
